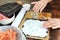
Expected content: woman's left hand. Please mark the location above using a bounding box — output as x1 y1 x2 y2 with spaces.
43 18 60 29
31 0 52 12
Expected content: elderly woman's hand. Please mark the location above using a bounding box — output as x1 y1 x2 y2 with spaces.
43 18 60 29
31 0 52 12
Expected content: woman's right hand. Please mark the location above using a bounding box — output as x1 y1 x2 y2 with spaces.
43 18 60 29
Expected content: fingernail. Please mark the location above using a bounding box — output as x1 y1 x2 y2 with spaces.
52 27 58 29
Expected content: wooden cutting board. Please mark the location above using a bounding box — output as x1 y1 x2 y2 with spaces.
19 11 51 40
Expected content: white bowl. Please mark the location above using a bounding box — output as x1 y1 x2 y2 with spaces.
0 14 15 25
0 26 26 40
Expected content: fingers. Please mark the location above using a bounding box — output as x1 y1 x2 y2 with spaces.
34 4 41 12
52 25 60 29
33 3 40 12
42 15 60 29
43 21 56 28
40 4 47 12
31 1 48 12
31 0 51 12
31 2 37 4
31 1 38 11
43 18 60 29
32 1 41 12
